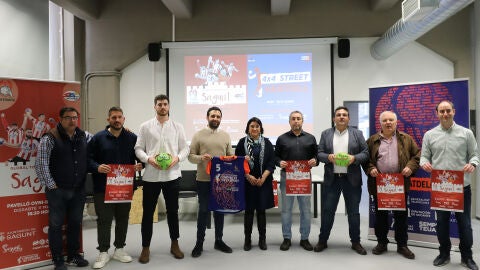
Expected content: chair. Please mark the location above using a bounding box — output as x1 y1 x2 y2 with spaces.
179 170 198 198
84 173 96 218
85 173 94 203
179 170 211 228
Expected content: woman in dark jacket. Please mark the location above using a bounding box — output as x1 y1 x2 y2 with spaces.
235 117 275 251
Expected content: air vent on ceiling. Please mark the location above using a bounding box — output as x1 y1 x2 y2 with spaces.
402 0 440 22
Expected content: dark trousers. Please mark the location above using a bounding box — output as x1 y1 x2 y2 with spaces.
244 210 266 240
94 193 131 252
141 179 180 247
320 175 362 243
46 187 86 263
436 185 473 259
196 181 224 242
373 195 408 246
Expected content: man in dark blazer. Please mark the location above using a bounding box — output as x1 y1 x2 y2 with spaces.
315 106 369 255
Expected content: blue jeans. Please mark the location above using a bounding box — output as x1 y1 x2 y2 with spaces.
319 175 361 243
46 187 86 263
279 178 311 240
196 181 224 242
436 185 473 259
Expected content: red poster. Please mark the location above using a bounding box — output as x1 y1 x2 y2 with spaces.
105 164 135 203
376 173 406 210
272 180 278 208
285 160 311 196
0 78 81 269
430 170 464 212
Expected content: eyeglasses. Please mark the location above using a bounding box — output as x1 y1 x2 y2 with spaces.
62 116 78 121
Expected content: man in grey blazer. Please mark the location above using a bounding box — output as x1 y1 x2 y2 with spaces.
315 106 369 255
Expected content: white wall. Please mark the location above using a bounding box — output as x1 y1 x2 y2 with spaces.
120 55 167 134
0 0 49 79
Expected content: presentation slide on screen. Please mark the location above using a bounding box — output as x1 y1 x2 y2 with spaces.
165 38 334 148
183 53 312 144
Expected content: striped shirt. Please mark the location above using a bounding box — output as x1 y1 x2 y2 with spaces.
32 119 50 138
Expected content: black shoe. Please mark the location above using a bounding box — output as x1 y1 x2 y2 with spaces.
300 239 313 251
313 241 328 252
54 263 67 270
397 246 415 259
66 254 89 267
191 242 203 258
351 242 367 255
433 254 450 267
372 243 387 255
461 258 479 270
280 238 291 251
214 240 233 253
244 238 252 251
258 239 267 250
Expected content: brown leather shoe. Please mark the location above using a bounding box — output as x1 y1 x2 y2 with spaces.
351 242 367 255
372 243 387 255
170 240 185 259
397 246 415 259
138 247 150 264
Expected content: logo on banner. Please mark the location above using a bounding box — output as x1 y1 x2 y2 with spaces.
32 238 49 250
419 221 436 232
63 91 80 102
6 229 36 240
0 233 5 242
17 253 40 264
0 79 19 110
377 174 404 193
432 170 463 193
2 244 23 254
286 161 310 180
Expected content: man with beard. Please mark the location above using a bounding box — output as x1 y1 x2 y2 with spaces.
188 106 234 257
87 107 142 269
274 110 318 251
135 94 189 263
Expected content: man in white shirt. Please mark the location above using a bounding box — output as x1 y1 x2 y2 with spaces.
135 94 189 263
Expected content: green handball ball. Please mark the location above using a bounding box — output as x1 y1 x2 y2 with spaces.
155 153 172 170
335 152 349 167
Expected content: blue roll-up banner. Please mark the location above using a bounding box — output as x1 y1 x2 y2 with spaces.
368 79 469 248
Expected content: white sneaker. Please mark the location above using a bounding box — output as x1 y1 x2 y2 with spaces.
92 252 110 269
113 248 133 263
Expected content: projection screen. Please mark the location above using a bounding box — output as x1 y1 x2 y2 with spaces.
163 38 336 145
